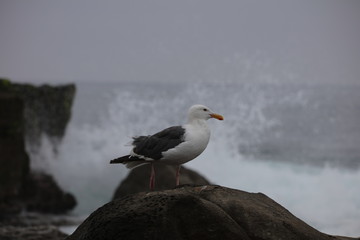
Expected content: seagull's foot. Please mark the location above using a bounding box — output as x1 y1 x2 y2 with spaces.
175 165 181 186
149 163 155 191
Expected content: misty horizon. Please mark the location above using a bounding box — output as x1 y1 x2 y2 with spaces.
0 0 359 85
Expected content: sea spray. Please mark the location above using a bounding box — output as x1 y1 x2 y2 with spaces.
29 81 360 237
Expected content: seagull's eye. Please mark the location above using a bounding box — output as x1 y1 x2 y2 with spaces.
203 108 207 111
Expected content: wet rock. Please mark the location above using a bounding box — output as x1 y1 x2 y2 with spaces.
0 92 30 215
22 172 77 214
113 165 210 199
0 78 76 153
67 185 356 240
0 225 67 240
0 79 76 138
0 79 77 216
0 211 84 240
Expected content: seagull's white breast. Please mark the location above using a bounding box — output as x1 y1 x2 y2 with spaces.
161 120 210 165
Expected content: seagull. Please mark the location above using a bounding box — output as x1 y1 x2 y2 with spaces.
110 104 223 190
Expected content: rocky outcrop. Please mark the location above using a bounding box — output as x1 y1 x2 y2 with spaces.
21 172 77 214
0 93 30 215
0 78 76 153
67 185 357 240
0 211 83 240
0 78 77 216
0 225 67 240
113 165 210 199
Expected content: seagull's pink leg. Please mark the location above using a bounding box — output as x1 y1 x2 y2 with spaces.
149 163 155 191
176 165 181 186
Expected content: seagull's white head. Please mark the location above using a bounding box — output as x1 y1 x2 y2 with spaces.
187 104 224 122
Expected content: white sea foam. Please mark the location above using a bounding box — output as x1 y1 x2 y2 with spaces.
187 138 360 237
29 81 360 237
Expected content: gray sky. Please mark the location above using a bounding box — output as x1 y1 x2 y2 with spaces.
0 0 359 85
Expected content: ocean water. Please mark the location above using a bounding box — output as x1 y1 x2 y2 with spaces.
30 81 360 237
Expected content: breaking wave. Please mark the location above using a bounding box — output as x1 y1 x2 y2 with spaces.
30 80 360 237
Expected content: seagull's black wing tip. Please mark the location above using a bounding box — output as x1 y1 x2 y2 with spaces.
110 155 145 164
110 155 131 164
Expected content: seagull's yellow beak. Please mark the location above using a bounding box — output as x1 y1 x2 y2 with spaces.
210 113 224 120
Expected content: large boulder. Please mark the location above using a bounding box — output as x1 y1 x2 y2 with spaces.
67 185 356 240
0 78 76 153
0 79 77 216
0 93 30 215
113 165 210 199
0 225 67 240
21 172 77 214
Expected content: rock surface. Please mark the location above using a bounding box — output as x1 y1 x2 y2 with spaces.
0 79 76 137
0 93 30 215
21 172 77 214
0 79 77 216
67 185 357 240
0 225 67 240
113 165 210 199
0 78 76 153
0 212 85 240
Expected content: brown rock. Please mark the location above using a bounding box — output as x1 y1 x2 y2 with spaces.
112 165 210 199
0 93 30 215
0 225 67 240
67 185 356 240
21 172 76 214
0 79 77 216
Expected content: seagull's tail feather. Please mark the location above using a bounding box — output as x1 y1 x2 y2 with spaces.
125 161 149 169
110 155 134 164
110 155 149 169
